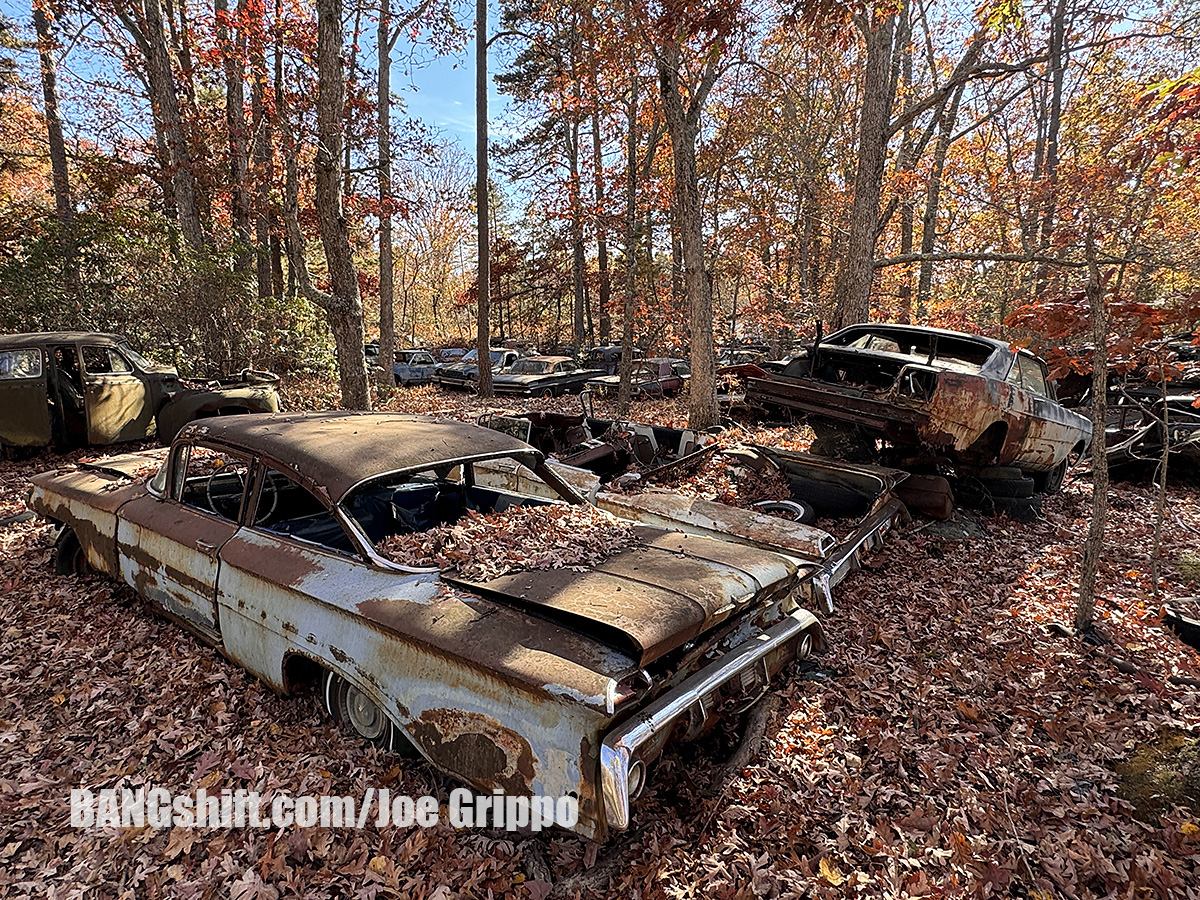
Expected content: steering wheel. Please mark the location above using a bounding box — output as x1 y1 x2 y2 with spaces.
205 465 278 524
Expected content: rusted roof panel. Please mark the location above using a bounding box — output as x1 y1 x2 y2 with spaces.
177 412 542 503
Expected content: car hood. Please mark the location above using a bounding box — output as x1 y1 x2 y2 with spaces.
444 525 797 666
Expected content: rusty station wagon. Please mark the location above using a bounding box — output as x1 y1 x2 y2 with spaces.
27 412 825 838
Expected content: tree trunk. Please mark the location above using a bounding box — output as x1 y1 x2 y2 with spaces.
216 0 251 273
916 83 965 317
142 0 205 250
833 10 898 328
250 3 273 299
284 0 370 410
566 119 586 351
1035 0 1068 298
617 76 639 417
656 41 720 429
33 1 74 286
475 0 492 398
376 0 396 387
1076 242 1107 631
592 110 611 343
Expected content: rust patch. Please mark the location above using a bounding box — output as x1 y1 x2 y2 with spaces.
281 621 298 636
330 645 349 664
411 708 536 794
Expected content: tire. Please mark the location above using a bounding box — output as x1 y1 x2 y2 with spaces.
54 528 88 575
539 387 556 399
754 499 818 525
977 476 1036 499
322 670 396 751
1033 459 1068 495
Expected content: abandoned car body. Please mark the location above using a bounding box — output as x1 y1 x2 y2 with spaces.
26 412 826 838
586 359 690 398
0 332 280 451
745 324 1091 491
435 348 522 389
490 356 602 397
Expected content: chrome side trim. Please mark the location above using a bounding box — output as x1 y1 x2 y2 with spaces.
599 606 822 831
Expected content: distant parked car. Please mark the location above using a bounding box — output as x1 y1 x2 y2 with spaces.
0 332 279 452
586 359 689 399
491 356 603 397
392 350 438 386
436 348 523 390
582 345 643 376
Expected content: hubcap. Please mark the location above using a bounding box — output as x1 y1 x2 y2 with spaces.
345 684 386 740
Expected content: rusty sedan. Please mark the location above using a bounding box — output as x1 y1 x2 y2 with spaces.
746 324 1091 493
26 412 825 839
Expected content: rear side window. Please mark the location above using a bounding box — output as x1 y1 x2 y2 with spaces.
1017 356 1049 397
0 349 42 379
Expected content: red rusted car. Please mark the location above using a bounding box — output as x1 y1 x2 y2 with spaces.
746 324 1091 493
26 412 826 838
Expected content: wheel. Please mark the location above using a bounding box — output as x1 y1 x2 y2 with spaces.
322 670 395 750
54 528 88 575
1033 457 1071 494
539 387 556 399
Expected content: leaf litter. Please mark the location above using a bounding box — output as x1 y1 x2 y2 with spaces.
2 379 1200 898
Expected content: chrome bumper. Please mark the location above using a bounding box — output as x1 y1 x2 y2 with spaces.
599 607 822 831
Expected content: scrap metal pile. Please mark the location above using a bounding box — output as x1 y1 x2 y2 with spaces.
375 503 635 581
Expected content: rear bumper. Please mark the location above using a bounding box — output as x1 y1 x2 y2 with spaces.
599 606 822 831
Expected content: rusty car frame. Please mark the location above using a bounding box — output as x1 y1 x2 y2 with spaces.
0 332 279 453
27 412 831 839
745 323 1091 492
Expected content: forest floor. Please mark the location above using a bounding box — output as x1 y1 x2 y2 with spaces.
3 381 1200 899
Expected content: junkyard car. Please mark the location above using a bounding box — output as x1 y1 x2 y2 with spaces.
392 350 438 386
582 345 643 375
586 359 690 398
436 348 522 389
0 332 280 452
491 356 602 397
746 324 1091 492
27 412 825 838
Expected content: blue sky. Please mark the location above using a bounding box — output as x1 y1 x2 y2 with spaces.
0 0 515 154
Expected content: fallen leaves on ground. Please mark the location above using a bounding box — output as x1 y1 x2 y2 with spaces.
3 381 1200 899
376 504 635 581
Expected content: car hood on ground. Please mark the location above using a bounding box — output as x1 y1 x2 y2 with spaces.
445 525 797 666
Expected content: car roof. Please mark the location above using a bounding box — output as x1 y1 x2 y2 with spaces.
827 323 1010 354
177 412 541 504
521 355 572 364
0 332 124 348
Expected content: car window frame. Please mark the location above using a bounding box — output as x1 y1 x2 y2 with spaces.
168 440 256 525
244 461 367 562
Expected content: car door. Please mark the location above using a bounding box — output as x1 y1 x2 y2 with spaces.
116 442 250 643
0 346 52 448
81 343 154 444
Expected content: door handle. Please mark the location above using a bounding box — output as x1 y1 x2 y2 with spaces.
196 540 217 554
